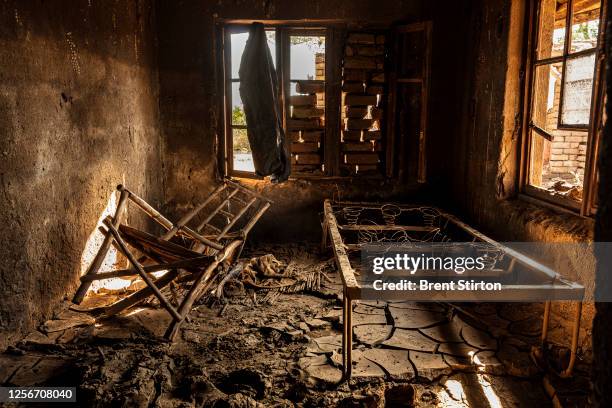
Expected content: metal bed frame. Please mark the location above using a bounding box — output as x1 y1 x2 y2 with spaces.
74 180 271 341
321 199 585 379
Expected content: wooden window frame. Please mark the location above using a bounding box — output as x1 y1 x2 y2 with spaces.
283 28 329 176
386 22 432 182
220 23 341 179
520 0 606 216
222 24 280 179
218 21 398 181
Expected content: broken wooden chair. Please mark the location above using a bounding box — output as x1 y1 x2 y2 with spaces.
73 179 271 340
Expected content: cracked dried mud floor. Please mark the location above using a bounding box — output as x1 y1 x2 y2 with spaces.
0 244 591 407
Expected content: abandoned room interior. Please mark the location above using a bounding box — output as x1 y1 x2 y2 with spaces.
1 0 612 406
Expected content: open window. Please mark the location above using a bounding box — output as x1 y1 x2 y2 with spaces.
219 22 428 181
224 26 278 177
522 0 604 213
285 30 327 175
222 25 327 178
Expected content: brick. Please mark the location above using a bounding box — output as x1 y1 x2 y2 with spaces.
345 94 378 106
366 85 385 95
563 160 577 167
343 69 368 81
565 136 585 143
356 164 380 173
292 153 322 165
342 81 365 93
355 45 384 57
289 95 317 106
347 33 376 44
344 56 377 69
295 80 325 94
342 141 382 152
371 72 385 83
363 131 382 141
551 142 570 148
550 154 569 161
287 118 322 129
550 148 565 154
344 153 380 165
370 107 383 120
292 106 324 119
345 45 355 56
292 142 320 153
346 118 374 130
303 130 324 142
345 106 368 118
342 130 363 141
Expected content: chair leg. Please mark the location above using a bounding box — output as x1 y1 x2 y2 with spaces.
104 219 182 321
164 261 219 340
164 240 243 340
73 189 129 304
101 269 179 318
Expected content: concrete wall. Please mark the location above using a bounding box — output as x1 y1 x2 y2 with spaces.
155 0 471 241
0 0 163 349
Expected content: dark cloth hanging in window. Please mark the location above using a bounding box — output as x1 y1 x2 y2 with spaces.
239 23 290 183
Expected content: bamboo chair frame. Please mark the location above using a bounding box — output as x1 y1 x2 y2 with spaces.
73 180 271 340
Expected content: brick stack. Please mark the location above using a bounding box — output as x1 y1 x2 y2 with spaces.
288 68 325 174
341 32 386 175
547 132 588 178
315 53 325 107
543 78 588 184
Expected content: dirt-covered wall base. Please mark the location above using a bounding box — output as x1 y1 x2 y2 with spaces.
0 0 163 349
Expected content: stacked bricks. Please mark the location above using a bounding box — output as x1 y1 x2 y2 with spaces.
288 52 325 174
341 32 386 175
315 53 325 107
542 76 588 185
547 131 588 177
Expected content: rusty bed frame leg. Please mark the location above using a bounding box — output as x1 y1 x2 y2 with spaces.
342 288 353 381
323 199 360 381
535 300 583 378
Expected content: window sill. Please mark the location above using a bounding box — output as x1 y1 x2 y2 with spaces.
504 195 595 241
521 185 583 214
228 172 388 182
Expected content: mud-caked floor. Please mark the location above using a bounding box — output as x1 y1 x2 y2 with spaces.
0 244 592 407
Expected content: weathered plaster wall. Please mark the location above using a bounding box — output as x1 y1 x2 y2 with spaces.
0 0 163 349
155 0 471 241
447 0 596 351
449 0 594 249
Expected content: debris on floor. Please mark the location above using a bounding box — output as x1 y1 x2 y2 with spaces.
1 244 591 407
